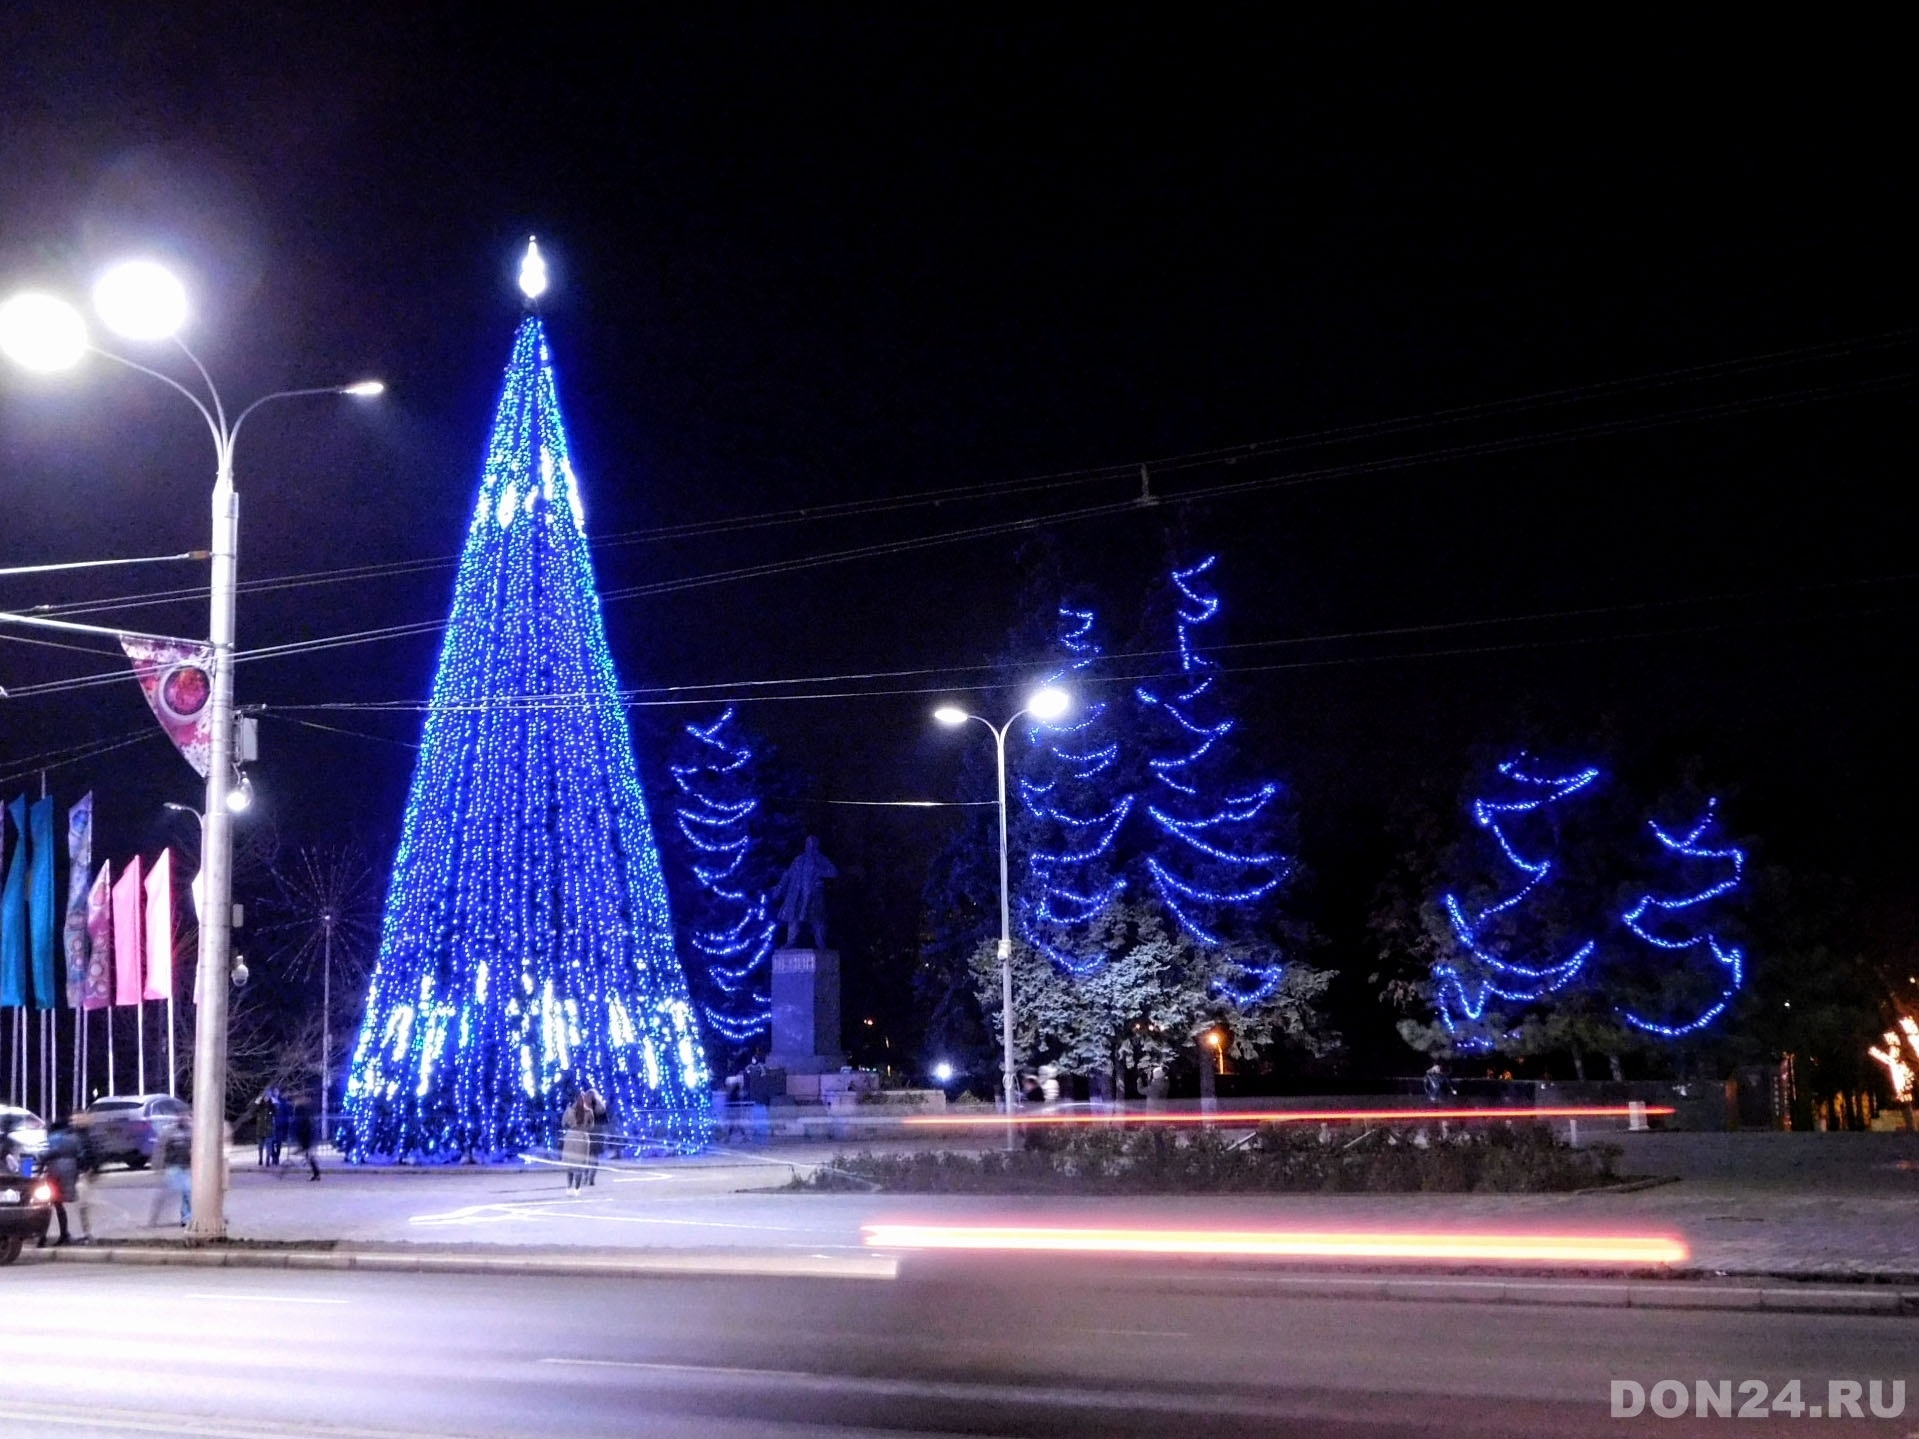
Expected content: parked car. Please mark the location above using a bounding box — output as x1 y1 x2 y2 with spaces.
0 1168 52 1263
80 1094 190 1169
0 1106 49 1174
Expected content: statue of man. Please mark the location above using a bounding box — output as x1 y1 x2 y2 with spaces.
769 835 838 949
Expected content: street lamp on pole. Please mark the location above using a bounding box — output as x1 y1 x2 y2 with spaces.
2 261 380 1239
933 685 1071 1121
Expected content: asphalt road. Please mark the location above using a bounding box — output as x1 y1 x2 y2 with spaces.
3 1262 1915 1437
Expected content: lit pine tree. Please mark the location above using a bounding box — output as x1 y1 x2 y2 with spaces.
344 249 709 1159
1015 604 1132 976
1434 757 1600 1053
1614 797 1746 1037
664 707 777 1056
1133 556 1292 1004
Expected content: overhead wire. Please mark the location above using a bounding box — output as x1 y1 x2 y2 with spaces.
24 328 1914 625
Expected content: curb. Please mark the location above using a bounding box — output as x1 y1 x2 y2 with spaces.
1195 1270 1919 1316
22 1243 1917 1314
34 1244 898 1282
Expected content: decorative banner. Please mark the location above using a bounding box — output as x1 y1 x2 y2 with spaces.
64 794 94 1008
112 855 143 1006
0 795 26 1008
27 795 58 1008
84 863 113 1011
120 636 215 777
144 848 174 1001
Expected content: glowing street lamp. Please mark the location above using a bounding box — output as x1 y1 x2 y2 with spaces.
932 686 1071 1123
1 258 381 1239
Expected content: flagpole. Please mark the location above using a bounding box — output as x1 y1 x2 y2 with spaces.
168 994 177 1097
137 999 146 1095
106 1007 115 1098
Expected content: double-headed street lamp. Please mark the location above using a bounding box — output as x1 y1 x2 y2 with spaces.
1 260 380 1239
933 685 1071 1118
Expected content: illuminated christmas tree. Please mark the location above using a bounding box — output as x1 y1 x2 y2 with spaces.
1435 758 1600 1052
1134 556 1292 1003
1015 604 1132 976
664 707 776 1053
1614 797 1746 1037
344 250 709 1159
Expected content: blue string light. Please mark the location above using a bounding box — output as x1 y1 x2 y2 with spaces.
1436 757 1601 1048
1132 557 1289 1000
344 314 710 1160
1616 799 1747 1037
1017 606 1132 975
666 707 777 1050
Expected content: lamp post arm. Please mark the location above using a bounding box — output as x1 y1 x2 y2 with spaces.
230 384 361 452
88 345 223 455
172 337 229 445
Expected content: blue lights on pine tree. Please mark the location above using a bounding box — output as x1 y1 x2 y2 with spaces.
1436 758 1600 1050
667 707 776 1049
1132 557 1291 1001
1616 798 1747 1037
344 309 710 1160
1016 606 1132 975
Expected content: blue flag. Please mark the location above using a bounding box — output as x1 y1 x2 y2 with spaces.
0 796 26 1008
28 795 59 1008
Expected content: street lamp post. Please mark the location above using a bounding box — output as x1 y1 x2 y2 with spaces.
934 686 1071 1125
1 262 380 1239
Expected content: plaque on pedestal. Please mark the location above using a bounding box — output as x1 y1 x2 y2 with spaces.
767 947 844 1075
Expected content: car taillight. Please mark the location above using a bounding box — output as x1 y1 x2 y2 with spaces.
31 1183 53 1204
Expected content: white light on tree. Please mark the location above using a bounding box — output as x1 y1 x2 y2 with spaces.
93 260 188 341
519 238 549 300
0 292 88 372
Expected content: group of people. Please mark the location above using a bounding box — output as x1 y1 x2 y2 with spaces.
559 1089 609 1191
249 1087 322 1180
0 1109 197 1244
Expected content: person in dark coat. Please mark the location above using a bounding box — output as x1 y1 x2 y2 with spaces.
290 1099 320 1181
584 1089 608 1186
40 1120 88 1247
269 1088 290 1167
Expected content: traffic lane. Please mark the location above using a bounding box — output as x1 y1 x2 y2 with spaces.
3 1264 1914 1436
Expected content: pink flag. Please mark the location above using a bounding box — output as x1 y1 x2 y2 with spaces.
112 855 143 1006
84 862 113 1011
144 848 174 1000
120 636 215 777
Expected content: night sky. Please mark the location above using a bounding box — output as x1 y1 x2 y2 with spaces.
2 8 1911 1061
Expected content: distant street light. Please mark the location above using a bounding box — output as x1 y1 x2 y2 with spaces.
1 260 380 1240
933 685 1071 1124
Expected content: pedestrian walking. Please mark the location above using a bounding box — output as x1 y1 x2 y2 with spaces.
291 1098 321 1181
268 1087 289 1167
250 1091 276 1167
40 1119 88 1247
584 1088 608 1186
149 1119 192 1228
560 1093 593 1193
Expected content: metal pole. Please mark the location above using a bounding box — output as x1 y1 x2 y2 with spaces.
188 450 238 1239
320 912 333 1147
994 721 1015 1140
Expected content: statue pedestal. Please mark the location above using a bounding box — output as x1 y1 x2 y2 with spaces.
767 948 843 1076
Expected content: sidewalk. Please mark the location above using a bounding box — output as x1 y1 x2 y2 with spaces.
33 1132 1919 1289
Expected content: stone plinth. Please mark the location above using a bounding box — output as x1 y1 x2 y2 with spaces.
767 947 843 1075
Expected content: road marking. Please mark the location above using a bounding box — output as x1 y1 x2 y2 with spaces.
1090 1328 1192 1338
183 1293 350 1305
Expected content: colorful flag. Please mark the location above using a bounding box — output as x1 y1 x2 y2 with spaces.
144 849 174 1001
120 636 215 777
84 863 113 1011
0 795 26 1008
27 795 58 1008
112 855 143 1006
63 794 93 1008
